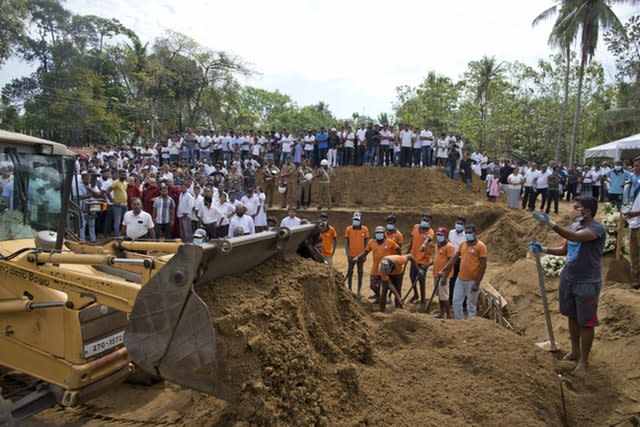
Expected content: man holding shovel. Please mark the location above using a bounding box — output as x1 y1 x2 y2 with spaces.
532 195 606 377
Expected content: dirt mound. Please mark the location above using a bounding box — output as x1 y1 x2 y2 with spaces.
195 253 372 426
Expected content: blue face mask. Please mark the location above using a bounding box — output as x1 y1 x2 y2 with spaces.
465 232 475 242
420 220 430 229
455 224 464 233
352 219 360 227
436 235 445 243
386 223 395 231
193 238 204 246
375 232 385 241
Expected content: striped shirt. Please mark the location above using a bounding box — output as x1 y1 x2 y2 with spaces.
153 196 175 224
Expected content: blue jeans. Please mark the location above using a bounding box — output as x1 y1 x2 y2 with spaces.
112 204 127 237
305 149 314 163
366 144 377 165
186 145 196 165
453 278 480 320
448 161 458 180
422 145 433 167
80 215 96 242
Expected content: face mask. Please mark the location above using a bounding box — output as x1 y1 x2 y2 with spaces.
193 238 204 245
436 235 445 243
386 224 395 231
615 166 622 171
455 224 464 233
267 226 276 232
352 219 360 227
420 220 430 229
465 232 475 242
375 232 385 241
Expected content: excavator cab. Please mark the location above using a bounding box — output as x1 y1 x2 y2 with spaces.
0 130 323 421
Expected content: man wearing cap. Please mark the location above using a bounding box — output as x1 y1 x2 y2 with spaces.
354 225 400 302
318 212 337 265
377 254 423 312
297 159 314 209
279 156 296 208
263 159 280 208
433 227 456 318
316 159 334 210
345 212 369 296
406 212 435 309
192 228 207 245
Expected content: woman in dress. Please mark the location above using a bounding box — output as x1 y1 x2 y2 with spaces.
506 169 524 209
254 185 268 232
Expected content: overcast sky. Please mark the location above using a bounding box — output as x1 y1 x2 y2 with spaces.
0 0 637 119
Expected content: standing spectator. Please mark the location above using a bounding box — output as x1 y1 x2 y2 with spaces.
316 159 334 210
459 151 474 190
227 204 255 237
522 163 539 210
438 224 488 321
327 128 340 168
152 185 175 240
126 176 141 210
316 127 329 166
624 159 640 289
356 123 367 166
365 123 379 166
566 165 579 201
78 172 101 243
303 130 315 164
606 160 632 208
121 198 155 241
280 206 301 228
345 212 369 297
318 212 337 265
177 182 195 242
279 157 296 208
379 124 393 167
532 196 605 377
399 124 414 167
215 192 234 238
420 126 434 167
506 168 524 209
141 178 161 215
343 126 356 166
435 133 448 168
254 186 267 232
198 196 223 238
297 159 314 209
263 159 280 209
545 166 561 215
106 169 128 238
532 164 551 211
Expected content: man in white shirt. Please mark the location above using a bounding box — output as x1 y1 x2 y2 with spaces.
356 124 367 166
215 192 235 238
121 198 155 240
198 195 224 238
240 188 261 218
523 163 540 210
532 165 551 211
177 183 195 242
379 125 393 167
343 126 356 166
280 207 301 228
227 204 255 237
399 125 415 168
420 127 434 167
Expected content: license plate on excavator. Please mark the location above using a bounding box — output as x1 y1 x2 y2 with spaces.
84 330 125 358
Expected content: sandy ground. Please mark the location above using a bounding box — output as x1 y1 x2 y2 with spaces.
22 167 640 426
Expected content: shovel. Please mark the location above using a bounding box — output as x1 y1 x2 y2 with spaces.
531 239 558 352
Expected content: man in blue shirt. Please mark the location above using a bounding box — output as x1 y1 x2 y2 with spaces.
316 127 329 168
606 160 632 208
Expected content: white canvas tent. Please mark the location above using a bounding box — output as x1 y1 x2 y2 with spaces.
584 133 640 161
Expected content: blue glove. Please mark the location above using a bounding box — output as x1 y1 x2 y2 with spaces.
529 242 545 254
532 211 556 227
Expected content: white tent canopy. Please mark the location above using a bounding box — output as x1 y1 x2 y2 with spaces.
584 133 640 161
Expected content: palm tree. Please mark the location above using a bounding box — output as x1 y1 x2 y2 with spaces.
537 0 637 166
533 1 578 164
468 55 506 151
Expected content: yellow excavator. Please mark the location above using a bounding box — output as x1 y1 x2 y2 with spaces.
0 130 323 422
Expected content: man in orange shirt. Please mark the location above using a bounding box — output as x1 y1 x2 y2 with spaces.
385 214 404 246
378 254 423 312
318 212 336 265
354 225 400 302
433 227 456 319
437 224 488 320
344 211 369 296
406 211 434 309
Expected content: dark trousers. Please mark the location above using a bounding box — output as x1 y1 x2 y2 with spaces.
522 186 534 209
347 257 365 292
380 145 392 166
216 224 229 238
545 189 560 214
592 185 600 200
344 147 354 165
400 147 412 167
155 223 173 239
565 182 577 201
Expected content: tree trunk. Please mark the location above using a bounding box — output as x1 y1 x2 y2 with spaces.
556 46 571 164
569 50 587 167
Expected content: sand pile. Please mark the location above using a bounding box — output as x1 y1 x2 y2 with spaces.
195 253 373 426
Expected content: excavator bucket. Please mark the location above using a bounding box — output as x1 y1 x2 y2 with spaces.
123 224 321 397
